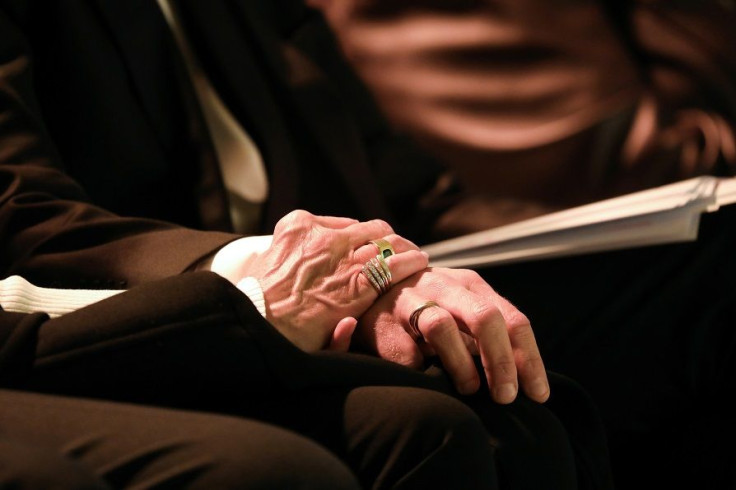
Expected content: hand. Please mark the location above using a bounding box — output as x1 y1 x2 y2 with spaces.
211 210 428 352
357 267 550 404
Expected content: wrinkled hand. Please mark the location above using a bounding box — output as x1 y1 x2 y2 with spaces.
211 210 428 352
357 267 549 404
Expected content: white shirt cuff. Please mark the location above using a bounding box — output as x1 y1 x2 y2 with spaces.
0 275 123 318
236 276 267 318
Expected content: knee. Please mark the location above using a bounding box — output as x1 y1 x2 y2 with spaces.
182 416 360 490
345 387 495 488
479 395 580 489
0 439 109 490
355 386 490 449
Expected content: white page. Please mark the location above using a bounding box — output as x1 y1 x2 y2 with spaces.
428 206 702 268
424 176 732 268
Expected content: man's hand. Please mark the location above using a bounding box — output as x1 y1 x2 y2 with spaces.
210 210 428 352
357 267 550 404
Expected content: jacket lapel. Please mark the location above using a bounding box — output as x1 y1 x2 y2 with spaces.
229 0 392 222
175 0 300 229
91 0 189 161
91 0 390 229
91 0 239 231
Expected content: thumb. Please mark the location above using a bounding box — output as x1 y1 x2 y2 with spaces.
327 317 358 352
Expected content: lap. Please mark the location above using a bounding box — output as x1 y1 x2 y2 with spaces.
0 389 359 490
10 272 612 489
0 436 109 490
207 369 609 490
1 382 595 490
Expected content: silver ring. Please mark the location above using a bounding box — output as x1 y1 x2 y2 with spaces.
362 264 383 294
408 301 439 342
362 254 393 295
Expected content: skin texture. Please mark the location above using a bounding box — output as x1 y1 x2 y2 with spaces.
211 210 549 404
209 210 429 352
359 268 550 404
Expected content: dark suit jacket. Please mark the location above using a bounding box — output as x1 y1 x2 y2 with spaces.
0 0 447 285
0 0 453 386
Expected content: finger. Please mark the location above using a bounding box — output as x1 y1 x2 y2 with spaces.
493 296 549 402
313 215 360 229
344 219 395 247
354 234 420 262
442 289 519 404
461 276 549 402
414 304 480 395
382 250 429 285
328 317 358 352
460 330 479 355
418 333 476 356
356 250 429 299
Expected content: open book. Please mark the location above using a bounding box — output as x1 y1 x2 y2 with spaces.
423 176 736 269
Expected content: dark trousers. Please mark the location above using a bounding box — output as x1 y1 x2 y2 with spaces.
483 203 736 488
0 381 588 490
0 389 362 489
0 380 602 490
2 273 612 489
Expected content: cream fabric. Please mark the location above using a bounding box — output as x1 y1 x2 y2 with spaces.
0 276 122 318
157 0 269 233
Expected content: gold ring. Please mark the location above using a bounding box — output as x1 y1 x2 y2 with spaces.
362 256 393 295
408 301 439 342
369 239 395 259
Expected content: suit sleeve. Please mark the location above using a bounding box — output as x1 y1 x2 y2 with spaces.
0 8 239 289
6 271 455 409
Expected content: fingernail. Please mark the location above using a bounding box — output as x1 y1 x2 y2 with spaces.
529 378 550 400
421 251 430 260
494 383 517 404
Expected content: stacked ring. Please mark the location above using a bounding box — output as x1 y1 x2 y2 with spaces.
362 254 392 295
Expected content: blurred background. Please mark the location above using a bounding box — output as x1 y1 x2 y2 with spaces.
310 0 736 238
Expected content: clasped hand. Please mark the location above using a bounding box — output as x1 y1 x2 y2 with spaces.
210 210 549 404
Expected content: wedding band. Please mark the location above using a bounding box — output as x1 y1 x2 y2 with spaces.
408 301 439 342
362 255 393 295
370 238 395 259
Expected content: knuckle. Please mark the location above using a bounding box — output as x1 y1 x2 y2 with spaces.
277 209 311 230
521 354 545 373
387 233 419 251
493 358 517 379
292 209 314 222
370 219 393 234
469 301 501 328
508 321 538 350
421 308 455 338
505 310 531 332
458 268 482 283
